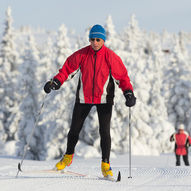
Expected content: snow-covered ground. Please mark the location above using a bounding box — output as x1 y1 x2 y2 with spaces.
0 154 191 191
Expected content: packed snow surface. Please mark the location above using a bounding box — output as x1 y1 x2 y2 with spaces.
0 154 191 191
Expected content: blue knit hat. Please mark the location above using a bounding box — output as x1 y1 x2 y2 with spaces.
89 24 106 41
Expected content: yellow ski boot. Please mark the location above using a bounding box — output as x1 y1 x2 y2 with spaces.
101 161 113 177
55 154 74 171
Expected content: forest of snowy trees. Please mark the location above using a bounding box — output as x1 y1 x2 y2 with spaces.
1 7 191 160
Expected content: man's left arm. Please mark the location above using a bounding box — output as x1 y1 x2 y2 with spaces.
109 51 136 107
188 135 191 146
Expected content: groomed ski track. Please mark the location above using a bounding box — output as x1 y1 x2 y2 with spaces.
0 154 191 191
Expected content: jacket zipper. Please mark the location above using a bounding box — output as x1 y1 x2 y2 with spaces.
92 52 97 103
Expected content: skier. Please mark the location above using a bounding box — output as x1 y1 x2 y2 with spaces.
170 124 191 166
44 24 136 177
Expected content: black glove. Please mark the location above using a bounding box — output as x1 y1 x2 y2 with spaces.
186 140 191 148
44 78 61 94
170 134 175 142
124 90 136 107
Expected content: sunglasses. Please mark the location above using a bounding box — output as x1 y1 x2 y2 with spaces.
90 38 101 42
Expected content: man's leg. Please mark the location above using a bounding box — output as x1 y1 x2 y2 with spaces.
176 154 181 166
96 104 113 162
55 103 92 170
97 104 113 177
183 154 190 166
66 103 92 154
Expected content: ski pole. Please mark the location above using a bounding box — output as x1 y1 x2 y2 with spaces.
16 94 47 178
128 107 132 178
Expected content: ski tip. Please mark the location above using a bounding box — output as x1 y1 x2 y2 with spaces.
116 171 121 182
18 163 22 172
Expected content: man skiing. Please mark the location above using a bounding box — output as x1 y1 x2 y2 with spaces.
44 24 136 178
170 124 191 166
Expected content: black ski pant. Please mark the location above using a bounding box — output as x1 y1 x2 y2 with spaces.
66 103 112 162
176 154 190 166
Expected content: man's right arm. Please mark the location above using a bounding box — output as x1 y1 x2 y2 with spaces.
54 51 82 85
170 134 175 142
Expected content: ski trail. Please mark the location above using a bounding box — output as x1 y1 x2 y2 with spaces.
123 167 191 191
1 155 191 191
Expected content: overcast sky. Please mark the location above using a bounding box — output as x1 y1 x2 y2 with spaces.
1 0 191 34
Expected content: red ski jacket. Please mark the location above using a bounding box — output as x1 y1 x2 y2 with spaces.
170 131 191 155
54 45 133 104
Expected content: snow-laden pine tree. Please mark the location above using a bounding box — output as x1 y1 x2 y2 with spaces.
122 14 145 53
16 35 45 160
74 26 90 50
0 7 19 72
0 118 5 154
105 15 124 51
55 24 72 69
113 14 152 154
164 32 191 130
41 26 78 160
145 35 174 153
0 58 7 154
37 37 56 88
0 10 191 158
161 30 174 52
115 14 174 155
0 7 20 148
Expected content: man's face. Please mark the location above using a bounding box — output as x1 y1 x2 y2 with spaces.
89 38 104 51
179 129 184 133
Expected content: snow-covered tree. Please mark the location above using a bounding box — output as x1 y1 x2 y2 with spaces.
41 25 79 160
0 9 191 159
0 7 19 72
74 27 90 50
164 33 191 130
55 24 72 69
16 35 45 160
122 14 144 53
105 15 124 51
0 7 20 144
37 36 56 88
